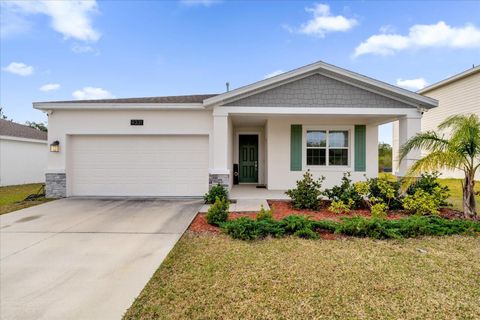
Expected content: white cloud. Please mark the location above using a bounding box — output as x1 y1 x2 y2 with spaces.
396 78 429 91
2 0 100 42
73 87 115 100
264 70 284 79
180 0 221 6
2 62 34 76
354 21 480 57
293 3 358 37
39 83 61 92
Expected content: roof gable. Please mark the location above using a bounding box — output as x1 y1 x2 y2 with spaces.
204 61 437 109
225 73 414 109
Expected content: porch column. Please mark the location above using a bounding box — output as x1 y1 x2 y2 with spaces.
209 114 230 189
396 116 422 177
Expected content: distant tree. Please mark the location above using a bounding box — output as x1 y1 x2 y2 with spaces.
378 142 392 172
25 121 48 132
0 107 10 120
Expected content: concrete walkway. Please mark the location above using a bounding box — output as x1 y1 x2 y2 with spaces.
0 198 201 320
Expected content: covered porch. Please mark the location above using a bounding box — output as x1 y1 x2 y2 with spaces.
210 109 422 193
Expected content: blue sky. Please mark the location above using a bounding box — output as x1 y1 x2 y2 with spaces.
1 0 479 144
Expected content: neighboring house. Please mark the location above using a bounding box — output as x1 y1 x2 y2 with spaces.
392 66 480 179
0 119 48 186
33 61 437 198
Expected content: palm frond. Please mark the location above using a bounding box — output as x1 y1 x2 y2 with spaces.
399 131 449 162
401 151 466 190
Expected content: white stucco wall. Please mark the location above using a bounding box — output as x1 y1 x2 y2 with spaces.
46 109 214 175
265 117 378 190
0 137 47 186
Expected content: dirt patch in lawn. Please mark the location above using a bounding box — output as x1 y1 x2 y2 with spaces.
188 200 465 236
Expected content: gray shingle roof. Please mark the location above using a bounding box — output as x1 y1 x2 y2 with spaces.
0 119 47 141
37 94 218 104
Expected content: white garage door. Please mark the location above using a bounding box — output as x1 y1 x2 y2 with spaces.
70 135 209 197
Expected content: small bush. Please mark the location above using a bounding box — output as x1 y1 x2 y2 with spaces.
206 197 229 226
323 172 363 209
279 215 314 234
402 189 442 215
293 228 319 239
286 170 325 210
312 220 340 232
328 199 353 214
367 177 403 210
370 203 388 219
406 172 450 207
221 217 283 240
204 184 228 204
256 205 273 221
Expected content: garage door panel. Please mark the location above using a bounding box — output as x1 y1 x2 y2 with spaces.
70 135 209 196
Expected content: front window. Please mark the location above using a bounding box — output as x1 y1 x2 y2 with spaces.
306 130 349 166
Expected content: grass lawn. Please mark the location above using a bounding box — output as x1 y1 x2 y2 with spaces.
125 233 480 320
0 183 53 215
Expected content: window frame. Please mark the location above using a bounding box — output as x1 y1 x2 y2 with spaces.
303 126 354 171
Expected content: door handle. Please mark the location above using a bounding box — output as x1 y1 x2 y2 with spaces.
254 161 258 169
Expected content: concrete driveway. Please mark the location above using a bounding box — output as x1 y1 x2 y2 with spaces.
0 198 201 320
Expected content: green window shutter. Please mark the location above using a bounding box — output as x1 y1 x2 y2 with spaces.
354 125 366 172
290 124 302 171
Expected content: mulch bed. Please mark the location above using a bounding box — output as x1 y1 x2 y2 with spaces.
188 200 465 239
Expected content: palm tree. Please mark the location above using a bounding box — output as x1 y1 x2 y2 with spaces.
400 114 480 219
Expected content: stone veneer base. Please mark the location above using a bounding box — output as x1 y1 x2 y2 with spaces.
45 173 67 198
209 173 230 190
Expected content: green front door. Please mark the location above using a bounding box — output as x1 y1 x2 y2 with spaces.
239 134 258 183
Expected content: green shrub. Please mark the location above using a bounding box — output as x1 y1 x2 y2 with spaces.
256 205 273 221
204 184 228 204
206 197 229 226
402 188 442 215
312 220 340 232
328 199 353 214
293 228 319 239
279 215 314 234
367 177 403 209
286 170 325 209
221 217 283 240
355 177 401 216
406 172 450 207
370 203 388 219
337 217 399 239
323 172 363 209
221 214 480 241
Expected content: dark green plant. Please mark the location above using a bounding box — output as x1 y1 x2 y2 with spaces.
286 170 325 209
221 217 283 240
221 214 480 241
278 215 314 234
293 228 319 239
323 172 363 209
206 197 229 226
204 184 228 204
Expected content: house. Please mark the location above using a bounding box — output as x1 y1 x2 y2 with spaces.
0 119 48 186
392 65 480 179
33 61 437 198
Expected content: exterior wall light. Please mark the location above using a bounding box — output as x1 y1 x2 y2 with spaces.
50 140 60 152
